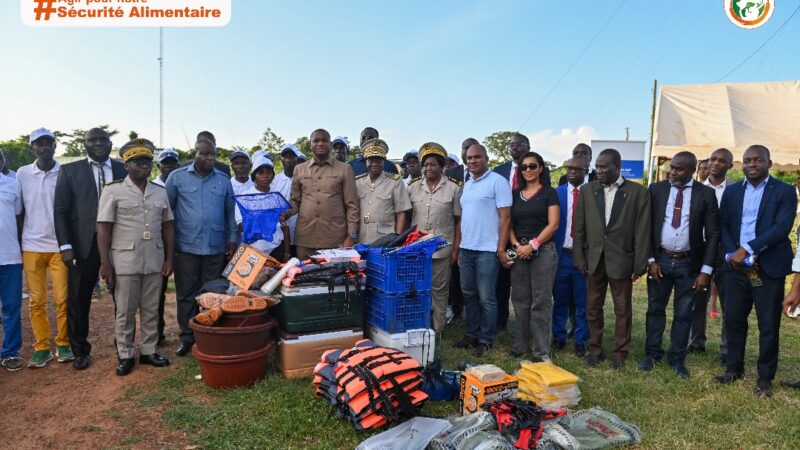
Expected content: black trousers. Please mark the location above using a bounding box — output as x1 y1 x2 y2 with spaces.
158 275 168 339
449 265 463 317
496 266 511 330
67 237 103 357
723 268 785 380
689 269 727 355
174 252 225 345
644 255 696 364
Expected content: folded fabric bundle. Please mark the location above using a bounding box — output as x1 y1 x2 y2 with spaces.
516 361 581 409
312 340 428 431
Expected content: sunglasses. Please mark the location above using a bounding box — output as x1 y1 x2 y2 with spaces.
519 163 540 172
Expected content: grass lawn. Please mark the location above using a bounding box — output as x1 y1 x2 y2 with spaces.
137 282 800 449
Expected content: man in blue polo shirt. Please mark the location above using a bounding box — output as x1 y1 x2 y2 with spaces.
455 143 512 357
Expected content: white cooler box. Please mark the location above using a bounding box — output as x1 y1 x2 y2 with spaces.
366 324 435 366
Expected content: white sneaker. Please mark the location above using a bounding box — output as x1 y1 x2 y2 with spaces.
446 306 454 324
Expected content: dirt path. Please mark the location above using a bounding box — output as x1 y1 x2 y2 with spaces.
0 290 190 449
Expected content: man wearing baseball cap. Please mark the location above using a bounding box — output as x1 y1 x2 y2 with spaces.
402 151 422 188
18 128 74 367
229 149 253 195
97 139 174 376
152 149 180 188
332 136 350 163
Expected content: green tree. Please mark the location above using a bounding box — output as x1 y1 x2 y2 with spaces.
0 137 35 171
294 136 312 159
257 128 285 161
482 131 517 166
61 125 119 157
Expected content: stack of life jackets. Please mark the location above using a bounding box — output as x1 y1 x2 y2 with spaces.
312 340 428 431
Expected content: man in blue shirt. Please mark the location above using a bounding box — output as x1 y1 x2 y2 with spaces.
166 139 238 357
349 127 398 177
714 145 796 397
454 143 512 357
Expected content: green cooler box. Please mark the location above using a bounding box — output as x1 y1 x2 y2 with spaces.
274 283 365 333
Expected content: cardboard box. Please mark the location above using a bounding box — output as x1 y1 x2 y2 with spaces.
223 244 280 291
459 371 518 415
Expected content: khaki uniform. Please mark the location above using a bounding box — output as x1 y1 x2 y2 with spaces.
287 157 359 257
409 176 462 331
97 177 173 359
356 172 412 244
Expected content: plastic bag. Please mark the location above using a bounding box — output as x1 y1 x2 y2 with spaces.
422 361 458 401
356 417 450 450
565 407 642 449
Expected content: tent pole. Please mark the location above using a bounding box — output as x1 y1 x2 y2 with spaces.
647 79 658 185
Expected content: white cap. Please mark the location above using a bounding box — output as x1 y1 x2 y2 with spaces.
280 143 307 161
332 136 350 149
447 153 460 163
30 127 55 144
158 148 179 163
250 154 274 176
229 149 251 161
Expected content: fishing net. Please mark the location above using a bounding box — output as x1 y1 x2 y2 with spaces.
234 192 290 245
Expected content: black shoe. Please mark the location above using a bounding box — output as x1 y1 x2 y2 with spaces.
687 345 706 354
73 355 91 370
567 328 575 339
454 336 478 349
585 354 605 367
637 356 658 372
714 371 744 384
475 343 492 358
574 344 587 358
156 335 167 347
780 380 800 389
140 353 171 367
175 342 193 357
116 358 134 376
508 350 526 358
670 363 691 379
611 358 625 370
552 340 566 351
754 379 773 398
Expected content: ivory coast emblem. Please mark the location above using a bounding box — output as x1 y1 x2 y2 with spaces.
725 0 774 29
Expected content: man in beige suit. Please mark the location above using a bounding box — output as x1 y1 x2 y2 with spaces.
97 139 175 376
573 148 651 370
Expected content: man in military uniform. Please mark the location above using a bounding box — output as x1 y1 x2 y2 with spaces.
356 139 411 245
97 139 175 376
282 129 360 259
408 143 462 331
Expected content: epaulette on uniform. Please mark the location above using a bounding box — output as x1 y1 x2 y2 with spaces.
355 173 368 180
385 172 400 180
149 180 166 188
407 176 422 186
448 176 463 187
106 179 124 186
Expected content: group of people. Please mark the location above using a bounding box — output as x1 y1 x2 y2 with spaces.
1 126 799 397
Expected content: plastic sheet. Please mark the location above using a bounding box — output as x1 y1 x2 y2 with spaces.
356 417 450 450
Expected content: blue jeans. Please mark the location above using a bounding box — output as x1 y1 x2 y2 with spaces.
0 264 23 358
645 255 695 364
459 249 499 345
552 252 588 345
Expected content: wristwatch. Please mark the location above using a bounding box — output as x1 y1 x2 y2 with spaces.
348 232 358 241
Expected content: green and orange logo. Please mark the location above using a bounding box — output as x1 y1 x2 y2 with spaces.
725 0 774 29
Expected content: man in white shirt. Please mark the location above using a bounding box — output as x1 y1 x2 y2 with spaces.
0 148 24 372
688 148 734 361
152 148 180 187
18 128 74 368
552 157 590 357
229 149 253 195
274 144 305 257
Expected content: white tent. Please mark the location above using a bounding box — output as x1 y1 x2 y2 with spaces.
652 80 800 167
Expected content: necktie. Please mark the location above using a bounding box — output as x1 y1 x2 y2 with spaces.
511 165 518 190
92 161 106 198
570 186 579 238
671 185 687 228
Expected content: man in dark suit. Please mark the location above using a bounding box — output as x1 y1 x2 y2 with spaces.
493 133 531 332
573 148 650 370
714 145 797 397
638 151 719 379
558 143 597 186
446 137 479 320
552 156 591 357
182 131 231 177
54 128 127 370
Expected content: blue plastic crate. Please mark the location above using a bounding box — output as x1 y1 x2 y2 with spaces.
366 287 432 333
360 247 432 294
